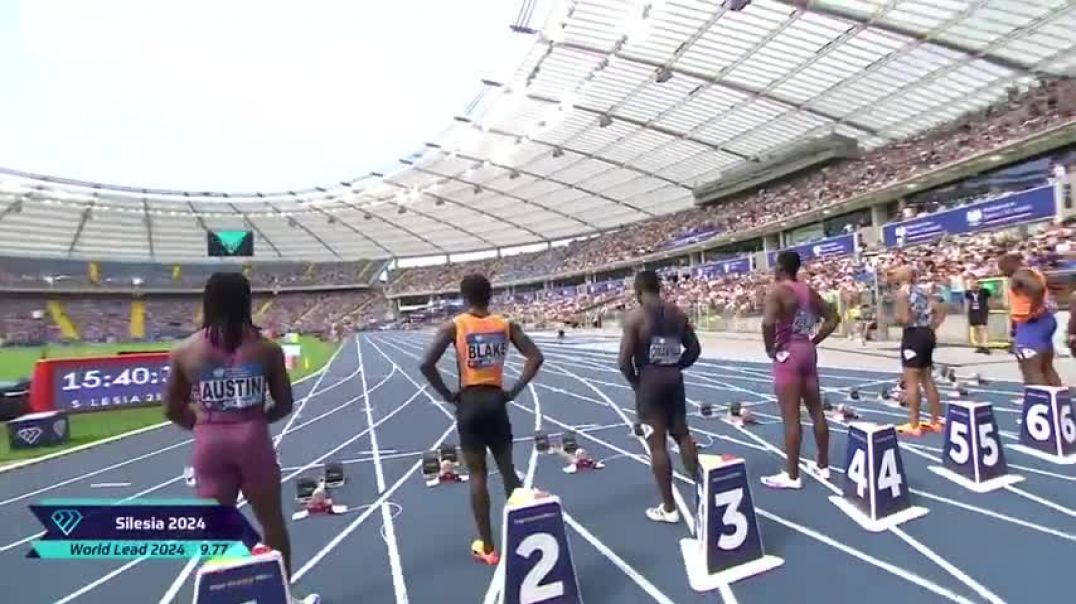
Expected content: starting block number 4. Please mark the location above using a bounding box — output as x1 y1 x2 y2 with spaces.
680 455 783 591
830 423 928 532
929 402 1024 492
1013 386 1076 464
502 493 581 604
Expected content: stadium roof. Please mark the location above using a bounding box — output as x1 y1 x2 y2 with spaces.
1 0 1073 262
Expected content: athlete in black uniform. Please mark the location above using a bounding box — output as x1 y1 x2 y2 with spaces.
618 270 701 524
420 274 544 564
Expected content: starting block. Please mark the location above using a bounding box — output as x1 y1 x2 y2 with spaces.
724 403 758 427
829 423 928 532
501 489 581 604
929 401 1023 492
422 447 469 487
680 455 783 591
194 548 306 604
699 403 714 418
824 403 859 423
1011 386 1076 464
562 447 604 474
184 466 197 488
296 477 318 502
324 461 345 488
292 477 348 520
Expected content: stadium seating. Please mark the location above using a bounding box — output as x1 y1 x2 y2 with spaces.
386 78 1076 294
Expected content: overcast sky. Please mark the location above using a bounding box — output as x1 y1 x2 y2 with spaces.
0 0 533 192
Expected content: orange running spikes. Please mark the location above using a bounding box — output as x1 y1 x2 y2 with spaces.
896 422 923 437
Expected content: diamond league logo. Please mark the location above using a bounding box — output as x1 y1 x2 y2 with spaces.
50 509 83 536
53 419 66 438
16 427 43 445
966 208 983 226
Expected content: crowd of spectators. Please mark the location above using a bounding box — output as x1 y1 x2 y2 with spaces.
387 77 1076 294
0 289 389 346
0 258 380 290
484 219 1074 328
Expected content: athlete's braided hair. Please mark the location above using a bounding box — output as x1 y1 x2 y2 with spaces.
202 272 254 353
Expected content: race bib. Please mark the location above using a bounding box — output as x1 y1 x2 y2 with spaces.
197 363 267 411
466 332 508 369
648 336 682 366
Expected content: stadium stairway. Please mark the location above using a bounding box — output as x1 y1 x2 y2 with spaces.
255 298 273 322
46 300 79 340
130 299 146 339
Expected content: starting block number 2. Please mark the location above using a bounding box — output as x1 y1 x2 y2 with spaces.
503 494 581 604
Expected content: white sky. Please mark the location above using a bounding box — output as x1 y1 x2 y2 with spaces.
0 0 534 191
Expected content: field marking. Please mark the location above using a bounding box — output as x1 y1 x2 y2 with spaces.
357 335 409 603
1 358 383 515
695 372 1007 604
0 344 338 476
374 337 684 604
51 361 428 602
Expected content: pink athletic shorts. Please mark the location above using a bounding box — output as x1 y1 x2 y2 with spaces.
192 413 279 505
772 340 819 391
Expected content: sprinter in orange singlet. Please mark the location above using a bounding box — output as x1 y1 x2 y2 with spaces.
999 254 1060 386
420 274 544 565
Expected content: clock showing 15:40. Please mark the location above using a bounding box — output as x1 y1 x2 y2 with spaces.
49 355 172 412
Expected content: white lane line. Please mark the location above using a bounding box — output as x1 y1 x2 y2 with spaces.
482 383 543 604
376 336 683 604
0 421 172 476
52 370 427 603
291 422 456 583
1 344 358 508
357 335 409 603
160 340 354 604
563 512 677 604
89 482 131 489
698 373 1004 604
384 335 973 604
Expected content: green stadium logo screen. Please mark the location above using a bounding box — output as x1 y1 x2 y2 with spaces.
207 230 254 257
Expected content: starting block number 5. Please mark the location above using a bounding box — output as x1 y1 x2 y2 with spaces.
949 422 998 467
516 533 564 603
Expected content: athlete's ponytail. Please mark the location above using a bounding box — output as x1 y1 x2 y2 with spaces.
202 272 254 354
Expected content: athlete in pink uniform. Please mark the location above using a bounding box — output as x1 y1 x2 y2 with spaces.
761 251 839 489
165 273 316 602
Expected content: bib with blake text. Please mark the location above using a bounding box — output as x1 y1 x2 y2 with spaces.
466 332 508 369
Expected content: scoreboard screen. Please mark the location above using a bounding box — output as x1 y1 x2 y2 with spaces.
29 352 171 413
208 230 254 257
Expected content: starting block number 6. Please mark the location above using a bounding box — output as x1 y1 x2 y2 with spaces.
847 448 902 498
517 533 564 604
715 489 748 551
1027 404 1076 444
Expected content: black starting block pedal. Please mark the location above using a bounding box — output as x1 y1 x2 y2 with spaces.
324 461 345 488
561 433 578 455
945 367 957 384
725 403 758 427
699 403 714 418
421 451 440 486
952 384 970 398
825 403 859 423
440 444 459 464
296 476 318 503
422 450 469 487
632 422 645 437
848 388 860 401
534 431 551 453
823 397 834 412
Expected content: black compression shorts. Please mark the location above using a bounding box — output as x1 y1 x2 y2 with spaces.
900 327 936 369
456 387 512 453
635 369 688 437
968 312 989 327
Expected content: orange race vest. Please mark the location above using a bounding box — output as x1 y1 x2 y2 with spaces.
1008 269 1049 324
453 313 510 388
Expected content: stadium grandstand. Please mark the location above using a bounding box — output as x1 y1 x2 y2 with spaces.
1 1 1075 603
